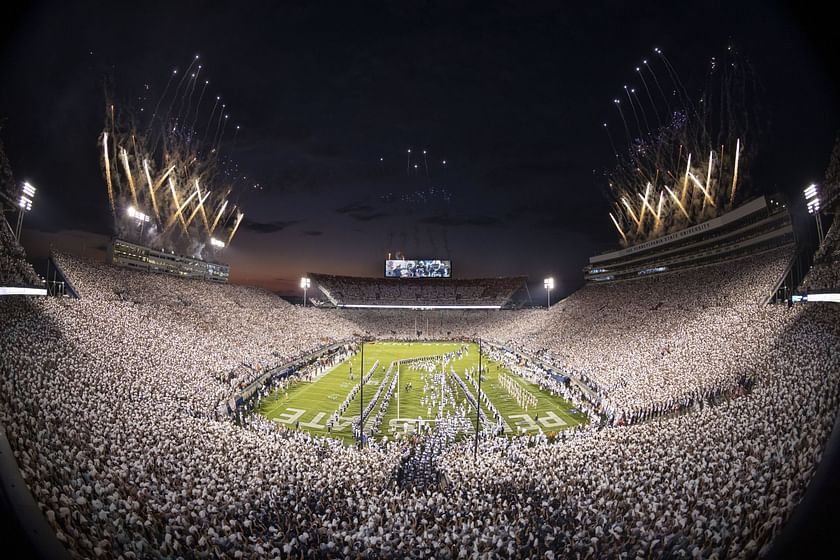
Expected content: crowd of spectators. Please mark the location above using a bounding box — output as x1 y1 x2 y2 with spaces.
1 246 839 558
310 273 525 307
802 213 840 291
0 215 41 287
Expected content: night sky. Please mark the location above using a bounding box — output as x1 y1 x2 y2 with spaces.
1 1 837 297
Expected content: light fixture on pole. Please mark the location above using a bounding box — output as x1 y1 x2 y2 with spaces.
300 277 311 307
15 181 36 241
804 184 823 244
544 277 554 309
210 237 225 248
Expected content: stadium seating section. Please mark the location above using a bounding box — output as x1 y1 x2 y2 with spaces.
1 245 839 558
310 273 526 307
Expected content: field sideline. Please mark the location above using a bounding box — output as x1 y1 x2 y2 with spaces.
257 341 588 444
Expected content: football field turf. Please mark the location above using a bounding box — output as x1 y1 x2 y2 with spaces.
257 341 588 444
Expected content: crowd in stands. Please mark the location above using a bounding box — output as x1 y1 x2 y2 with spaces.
0 216 41 286
1 245 839 558
802 213 840 291
310 273 525 307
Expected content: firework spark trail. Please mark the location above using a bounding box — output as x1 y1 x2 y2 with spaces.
622 197 640 225
729 138 741 207
154 165 176 193
148 68 177 133
638 183 657 215
703 150 714 211
623 86 644 139
603 123 620 161
194 180 211 232
231 125 240 152
665 185 690 219
226 211 244 245
688 172 715 207
189 80 209 141
631 88 652 136
163 56 198 127
181 65 202 134
211 105 226 151
637 183 658 234
637 66 663 129
643 59 671 117
656 190 664 221
614 100 632 145
609 212 627 242
209 198 229 234
184 188 211 229
656 49 698 121
152 57 199 152
215 114 230 153
120 147 139 207
680 153 692 204
102 132 116 218
174 70 196 133
203 97 221 147
163 179 199 236
143 159 162 227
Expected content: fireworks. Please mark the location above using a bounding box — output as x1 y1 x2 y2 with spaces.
601 46 760 247
100 56 246 258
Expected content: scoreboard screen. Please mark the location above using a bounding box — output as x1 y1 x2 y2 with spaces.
385 259 451 278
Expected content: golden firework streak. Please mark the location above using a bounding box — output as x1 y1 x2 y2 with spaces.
704 150 714 211
227 211 245 245
120 147 139 208
209 199 229 235
680 153 692 205
167 177 193 235
153 165 176 193
184 189 211 229
622 197 641 225
102 132 116 218
688 172 715 208
729 138 741 208
143 160 162 226
638 183 657 215
195 180 211 232
665 185 690 219
609 212 627 243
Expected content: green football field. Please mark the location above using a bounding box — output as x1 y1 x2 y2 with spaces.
256 341 588 444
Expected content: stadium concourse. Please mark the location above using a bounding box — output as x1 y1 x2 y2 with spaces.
1 246 840 558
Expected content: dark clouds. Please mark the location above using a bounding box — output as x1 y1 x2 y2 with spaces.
241 218 301 233
420 214 504 228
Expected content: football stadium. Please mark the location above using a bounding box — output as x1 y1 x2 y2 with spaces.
1 3 840 559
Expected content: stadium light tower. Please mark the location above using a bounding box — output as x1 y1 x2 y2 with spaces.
544 277 554 309
126 205 150 239
804 184 824 244
15 181 36 241
300 277 311 307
